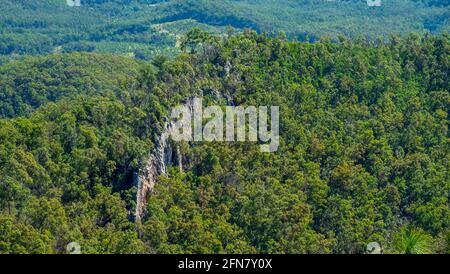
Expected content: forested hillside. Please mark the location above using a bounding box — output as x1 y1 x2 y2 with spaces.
0 0 448 62
0 31 448 253
0 53 144 118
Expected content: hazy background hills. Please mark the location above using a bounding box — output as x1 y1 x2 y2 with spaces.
1 0 448 63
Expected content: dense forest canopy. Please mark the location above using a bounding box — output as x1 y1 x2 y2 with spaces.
0 53 144 118
0 0 448 255
0 0 448 63
0 30 448 253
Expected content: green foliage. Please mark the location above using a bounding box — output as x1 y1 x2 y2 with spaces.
0 53 143 118
0 31 448 253
0 0 448 60
0 215 54 254
390 227 435 254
